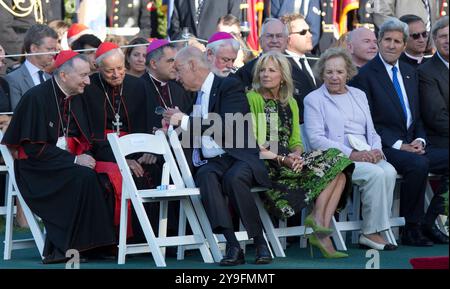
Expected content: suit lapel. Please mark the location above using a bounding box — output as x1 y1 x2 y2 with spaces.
373 56 407 122
399 61 415 119
21 65 35 91
208 75 221 112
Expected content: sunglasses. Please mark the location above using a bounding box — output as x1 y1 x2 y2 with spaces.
290 29 311 36
410 31 428 40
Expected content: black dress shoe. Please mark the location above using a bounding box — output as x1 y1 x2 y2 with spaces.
255 244 272 264
401 227 434 247
219 246 245 266
422 224 449 244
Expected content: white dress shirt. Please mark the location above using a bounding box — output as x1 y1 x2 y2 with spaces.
437 51 449 69
379 54 425 149
285 49 316 86
181 72 225 158
24 60 45 86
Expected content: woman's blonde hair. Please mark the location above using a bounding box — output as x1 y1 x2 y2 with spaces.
252 51 293 106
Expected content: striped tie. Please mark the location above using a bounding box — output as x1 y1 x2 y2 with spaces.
422 0 432 32
195 0 205 26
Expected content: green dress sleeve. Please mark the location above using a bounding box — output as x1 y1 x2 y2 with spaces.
288 98 303 151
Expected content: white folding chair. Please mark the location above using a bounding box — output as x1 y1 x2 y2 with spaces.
107 131 213 267
167 129 314 260
0 131 45 260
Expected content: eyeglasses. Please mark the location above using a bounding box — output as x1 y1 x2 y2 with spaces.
409 31 428 40
263 33 286 40
290 29 311 36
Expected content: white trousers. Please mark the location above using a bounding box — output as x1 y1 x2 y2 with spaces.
352 160 397 234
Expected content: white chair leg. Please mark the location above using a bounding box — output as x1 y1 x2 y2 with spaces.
331 216 347 251
117 189 129 265
132 197 166 267
180 198 213 263
278 219 287 250
254 194 285 257
176 203 187 260
3 178 14 260
190 195 223 262
299 208 308 248
158 200 168 258
16 193 45 257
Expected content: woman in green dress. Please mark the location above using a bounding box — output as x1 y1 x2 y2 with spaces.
247 52 354 258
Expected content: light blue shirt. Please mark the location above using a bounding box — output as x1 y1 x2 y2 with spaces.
181 72 225 158
379 54 426 149
24 60 45 86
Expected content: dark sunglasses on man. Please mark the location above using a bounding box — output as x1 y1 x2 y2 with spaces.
290 29 311 36
410 31 428 40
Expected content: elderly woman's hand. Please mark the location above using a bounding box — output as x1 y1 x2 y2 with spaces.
350 150 377 163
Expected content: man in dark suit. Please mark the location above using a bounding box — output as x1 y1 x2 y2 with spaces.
164 46 272 266
350 18 449 246
280 13 319 87
418 16 449 149
399 14 431 68
4 24 57 110
234 18 314 123
270 0 321 49
169 0 241 41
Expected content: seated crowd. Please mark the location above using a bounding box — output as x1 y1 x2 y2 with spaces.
0 13 448 266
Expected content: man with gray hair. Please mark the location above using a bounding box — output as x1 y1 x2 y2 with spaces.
233 17 313 123
234 18 288 89
205 31 240 77
82 42 156 237
5 24 58 111
350 18 449 247
164 46 272 266
346 27 378 69
1 51 116 264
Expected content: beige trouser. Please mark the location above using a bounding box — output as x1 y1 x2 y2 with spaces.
352 160 397 235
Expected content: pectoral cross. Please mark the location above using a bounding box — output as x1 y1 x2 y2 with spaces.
112 113 122 134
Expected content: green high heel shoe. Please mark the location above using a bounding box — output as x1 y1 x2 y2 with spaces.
304 214 334 236
308 234 348 259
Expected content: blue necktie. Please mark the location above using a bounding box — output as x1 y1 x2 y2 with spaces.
392 66 407 119
192 91 207 167
38 70 45 84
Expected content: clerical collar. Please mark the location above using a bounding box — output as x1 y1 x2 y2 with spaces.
405 51 424 64
53 77 71 99
149 73 167 86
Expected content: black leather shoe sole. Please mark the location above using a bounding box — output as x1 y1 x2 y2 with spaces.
219 258 245 266
255 256 272 264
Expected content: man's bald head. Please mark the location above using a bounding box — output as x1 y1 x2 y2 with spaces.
347 27 378 67
174 46 210 92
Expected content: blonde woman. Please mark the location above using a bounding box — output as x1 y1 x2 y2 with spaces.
246 52 354 258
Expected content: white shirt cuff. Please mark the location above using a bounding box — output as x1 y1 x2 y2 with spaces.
392 140 403 150
180 115 190 131
415 138 426 148
74 156 77 164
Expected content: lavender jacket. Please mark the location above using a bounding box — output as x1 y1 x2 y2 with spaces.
303 84 382 157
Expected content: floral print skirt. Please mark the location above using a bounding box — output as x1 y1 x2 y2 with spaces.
261 148 354 219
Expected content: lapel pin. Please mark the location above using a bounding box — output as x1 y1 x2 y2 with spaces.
49 121 54 127
406 75 410 79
